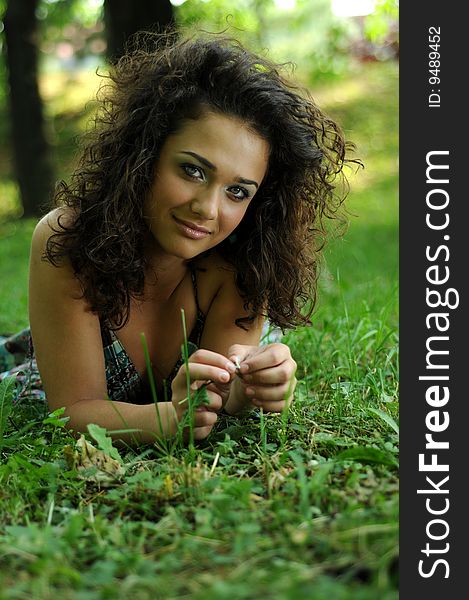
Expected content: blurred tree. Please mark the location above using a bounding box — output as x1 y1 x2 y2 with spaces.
364 0 399 59
104 0 175 62
3 0 54 218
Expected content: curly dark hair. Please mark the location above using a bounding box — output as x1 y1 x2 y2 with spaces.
45 32 359 330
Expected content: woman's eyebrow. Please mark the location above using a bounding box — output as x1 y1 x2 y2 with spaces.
180 151 259 189
180 151 216 171
237 177 259 189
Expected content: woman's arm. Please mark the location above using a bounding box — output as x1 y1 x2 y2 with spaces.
196 256 297 416
29 212 224 445
29 211 109 408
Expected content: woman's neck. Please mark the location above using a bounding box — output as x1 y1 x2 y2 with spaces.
143 242 189 301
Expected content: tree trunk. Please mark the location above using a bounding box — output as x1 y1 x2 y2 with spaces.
103 0 175 63
3 0 54 218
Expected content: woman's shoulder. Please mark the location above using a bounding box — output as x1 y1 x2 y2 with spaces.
30 207 83 299
33 206 77 240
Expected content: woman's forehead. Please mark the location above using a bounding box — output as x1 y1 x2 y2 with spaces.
161 112 270 182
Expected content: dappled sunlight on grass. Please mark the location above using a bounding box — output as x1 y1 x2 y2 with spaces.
0 218 36 332
313 73 373 108
314 61 398 223
309 60 399 333
346 170 398 225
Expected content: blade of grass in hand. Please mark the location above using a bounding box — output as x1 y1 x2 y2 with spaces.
140 332 166 446
180 308 195 450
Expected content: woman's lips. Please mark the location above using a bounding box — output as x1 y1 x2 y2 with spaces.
173 216 211 239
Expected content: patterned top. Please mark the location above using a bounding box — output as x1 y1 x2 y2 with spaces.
0 268 206 407
100 268 205 404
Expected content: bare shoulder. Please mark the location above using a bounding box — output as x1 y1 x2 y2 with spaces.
30 206 83 301
29 208 106 409
32 206 77 246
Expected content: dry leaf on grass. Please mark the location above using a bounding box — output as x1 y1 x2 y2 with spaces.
64 435 125 485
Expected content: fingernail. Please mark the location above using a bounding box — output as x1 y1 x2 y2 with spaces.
220 371 229 382
245 387 255 396
240 364 249 374
226 362 236 373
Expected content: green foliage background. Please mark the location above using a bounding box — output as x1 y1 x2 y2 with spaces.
0 2 398 597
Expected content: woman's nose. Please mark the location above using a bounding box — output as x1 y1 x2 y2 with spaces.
190 187 219 220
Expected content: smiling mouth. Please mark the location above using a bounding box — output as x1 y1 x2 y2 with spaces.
173 216 212 239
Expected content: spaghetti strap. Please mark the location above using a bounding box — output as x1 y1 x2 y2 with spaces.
190 266 202 313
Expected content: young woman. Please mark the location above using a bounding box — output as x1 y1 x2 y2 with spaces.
1 33 354 444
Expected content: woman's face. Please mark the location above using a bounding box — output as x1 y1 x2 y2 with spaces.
144 111 269 262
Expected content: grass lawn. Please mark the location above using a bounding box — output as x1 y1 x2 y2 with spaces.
0 59 398 599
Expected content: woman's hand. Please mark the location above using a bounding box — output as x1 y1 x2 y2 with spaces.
171 349 236 440
228 343 297 413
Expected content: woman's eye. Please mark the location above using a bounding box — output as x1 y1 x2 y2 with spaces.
181 164 204 180
228 186 250 201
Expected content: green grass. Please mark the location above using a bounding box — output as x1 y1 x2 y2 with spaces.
0 219 35 333
0 60 398 599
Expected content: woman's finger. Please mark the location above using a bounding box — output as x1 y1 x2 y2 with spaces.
243 380 294 402
176 386 223 414
252 398 292 413
193 425 216 440
174 362 232 390
241 363 296 385
182 422 216 442
237 344 292 375
227 344 253 366
189 349 236 374
193 409 218 428
204 389 223 412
